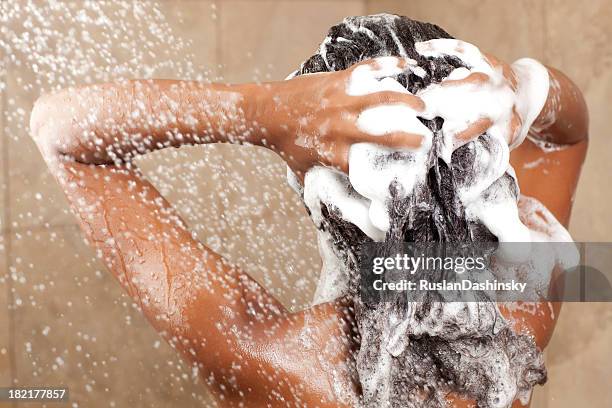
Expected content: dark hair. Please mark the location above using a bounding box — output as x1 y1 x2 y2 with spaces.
295 14 545 408
296 14 498 249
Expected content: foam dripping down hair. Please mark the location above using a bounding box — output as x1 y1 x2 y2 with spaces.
286 14 551 408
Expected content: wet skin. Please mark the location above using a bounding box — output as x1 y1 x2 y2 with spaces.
29 56 587 407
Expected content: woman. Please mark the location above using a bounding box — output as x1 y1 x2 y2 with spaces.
29 14 587 407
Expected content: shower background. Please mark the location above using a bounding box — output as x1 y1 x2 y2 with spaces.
0 0 610 407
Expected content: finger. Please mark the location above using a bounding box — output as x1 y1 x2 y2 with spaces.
348 57 426 97
415 39 493 73
319 141 349 174
359 91 425 112
352 56 415 77
354 104 431 138
484 52 519 90
353 131 427 151
507 108 524 148
454 118 493 145
441 71 490 88
483 52 502 68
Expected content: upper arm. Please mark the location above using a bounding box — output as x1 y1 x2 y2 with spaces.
510 66 589 227
48 157 287 381
531 66 589 146
30 82 344 403
510 138 587 227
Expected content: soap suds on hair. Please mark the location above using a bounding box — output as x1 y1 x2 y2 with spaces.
288 14 572 408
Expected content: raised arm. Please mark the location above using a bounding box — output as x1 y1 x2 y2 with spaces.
29 58 426 406
529 66 589 146
511 65 589 227
30 95 298 404
29 79 269 164
31 58 428 175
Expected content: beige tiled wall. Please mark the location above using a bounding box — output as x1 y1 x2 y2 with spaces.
543 0 612 242
1 1 610 407
0 218 8 388
218 0 365 83
1 43 12 391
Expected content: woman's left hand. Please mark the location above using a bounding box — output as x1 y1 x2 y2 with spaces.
414 39 548 150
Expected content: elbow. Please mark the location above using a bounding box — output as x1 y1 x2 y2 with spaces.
571 85 589 144
30 91 95 163
553 66 589 144
31 88 116 165
29 94 61 159
530 67 589 145
29 96 47 145
555 67 589 144
557 82 589 145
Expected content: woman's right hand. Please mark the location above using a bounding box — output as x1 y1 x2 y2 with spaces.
258 57 429 177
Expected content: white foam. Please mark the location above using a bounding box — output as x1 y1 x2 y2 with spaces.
416 40 550 156
416 41 515 163
520 196 579 269
356 104 431 137
312 229 352 304
465 187 532 263
511 58 550 149
292 39 573 306
348 142 429 233
303 167 386 242
346 56 425 96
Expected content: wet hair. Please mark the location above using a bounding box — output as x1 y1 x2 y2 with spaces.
297 14 498 247
294 14 546 408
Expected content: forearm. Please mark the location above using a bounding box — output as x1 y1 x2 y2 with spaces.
40 152 289 375
42 155 232 327
30 79 273 164
530 66 589 144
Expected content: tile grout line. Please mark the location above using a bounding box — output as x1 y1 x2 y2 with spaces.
1 55 17 408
